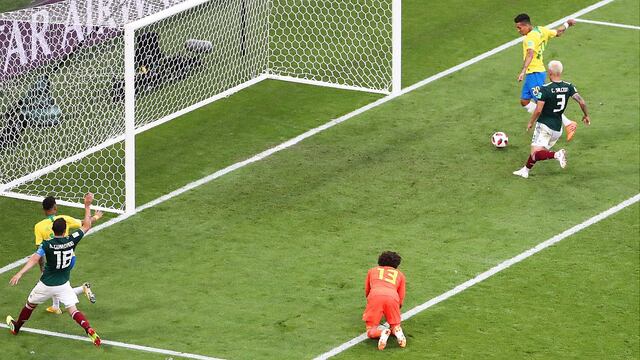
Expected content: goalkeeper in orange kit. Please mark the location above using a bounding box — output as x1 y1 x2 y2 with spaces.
363 251 407 350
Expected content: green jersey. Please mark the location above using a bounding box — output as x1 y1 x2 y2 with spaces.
37 229 84 286
535 80 577 131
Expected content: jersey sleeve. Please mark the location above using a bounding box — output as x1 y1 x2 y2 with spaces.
537 86 552 102
568 83 577 97
364 270 372 297
34 224 44 246
62 215 82 230
524 33 538 51
397 272 406 306
35 244 45 257
544 26 557 39
69 229 85 245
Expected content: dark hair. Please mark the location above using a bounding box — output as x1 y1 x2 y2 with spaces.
378 251 402 268
52 218 66 236
514 13 531 24
42 196 56 211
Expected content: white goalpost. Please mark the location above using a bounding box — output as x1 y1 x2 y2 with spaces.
0 0 401 214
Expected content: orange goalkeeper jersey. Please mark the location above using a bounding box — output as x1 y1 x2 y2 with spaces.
365 266 406 305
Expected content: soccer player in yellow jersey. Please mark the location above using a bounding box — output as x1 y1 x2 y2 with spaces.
34 196 103 314
514 13 579 141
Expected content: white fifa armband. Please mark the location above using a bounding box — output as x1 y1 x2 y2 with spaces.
563 22 569 30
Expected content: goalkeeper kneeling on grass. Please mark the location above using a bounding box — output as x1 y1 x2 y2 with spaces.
363 251 407 350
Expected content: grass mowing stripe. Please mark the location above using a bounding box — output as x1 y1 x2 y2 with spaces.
575 18 640 29
0 323 226 360
313 193 640 360
0 0 617 277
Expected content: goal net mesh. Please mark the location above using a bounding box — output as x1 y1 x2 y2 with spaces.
0 0 393 212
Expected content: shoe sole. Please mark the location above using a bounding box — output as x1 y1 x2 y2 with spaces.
566 122 577 142
46 307 62 315
84 283 96 304
377 329 391 350
557 149 567 169
6 315 16 335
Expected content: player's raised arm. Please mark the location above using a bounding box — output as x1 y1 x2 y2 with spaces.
80 193 94 233
555 19 576 37
572 93 590 125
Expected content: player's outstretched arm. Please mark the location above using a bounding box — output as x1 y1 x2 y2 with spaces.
555 19 576 37
91 211 104 225
80 193 94 234
9 253 42 285
572 93 590 125
81 210 103 227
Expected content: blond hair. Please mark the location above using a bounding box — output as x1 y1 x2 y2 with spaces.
548 60 564 75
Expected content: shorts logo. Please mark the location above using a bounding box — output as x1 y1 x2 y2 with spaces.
532 86 541 99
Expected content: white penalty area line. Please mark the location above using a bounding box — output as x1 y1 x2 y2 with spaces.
0 0 620 358
0 323 225 360
313 193 640 359
575 18 640 30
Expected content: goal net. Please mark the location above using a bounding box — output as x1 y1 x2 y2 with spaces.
0 0 400 213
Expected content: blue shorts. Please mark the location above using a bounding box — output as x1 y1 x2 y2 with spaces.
70 255 76 269
521 71 546 101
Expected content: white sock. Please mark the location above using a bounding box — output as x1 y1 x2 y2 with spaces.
562 114 572 126
73 286 84 295
523 101 537 113
52 297 60 309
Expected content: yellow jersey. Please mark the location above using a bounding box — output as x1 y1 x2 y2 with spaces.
34 215 82 247
522 26 557 74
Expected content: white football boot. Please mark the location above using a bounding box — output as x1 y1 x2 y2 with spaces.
377 328 391 350
512 167 529 179
393 326 407 348
555 149 567 169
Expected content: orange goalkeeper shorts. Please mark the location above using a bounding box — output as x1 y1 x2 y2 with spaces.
362 295 401 327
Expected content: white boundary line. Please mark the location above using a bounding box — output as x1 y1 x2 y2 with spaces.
0 323 226 360
0 0 621 358
313 193 640 359
576 18 640 30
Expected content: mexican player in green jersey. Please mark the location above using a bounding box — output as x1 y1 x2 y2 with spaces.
513 60 590 179
6 193 101 347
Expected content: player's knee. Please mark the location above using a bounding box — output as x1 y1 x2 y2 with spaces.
366 327 382 339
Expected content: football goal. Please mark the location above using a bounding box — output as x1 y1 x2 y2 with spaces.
0 0 401 214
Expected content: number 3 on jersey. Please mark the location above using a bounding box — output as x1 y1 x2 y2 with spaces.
54 250 74 269
554 94 566 113
377 267 399 285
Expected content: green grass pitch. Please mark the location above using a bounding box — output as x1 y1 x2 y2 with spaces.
0 0 638 359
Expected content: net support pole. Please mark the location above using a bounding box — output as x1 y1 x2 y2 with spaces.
124 27 136 214
392 0 402 94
